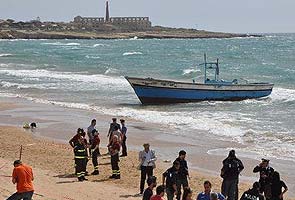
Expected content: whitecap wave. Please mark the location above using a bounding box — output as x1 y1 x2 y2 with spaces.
85 55 100 59
0 69 128 88
270 87 295 102
104 68 119 75
0 81 57 90
123 52 143 56
0 53 13 57
41 42 80 46
93 43 109 47
182 68 200 76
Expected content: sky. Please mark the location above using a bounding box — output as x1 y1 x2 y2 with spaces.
1 0 295 33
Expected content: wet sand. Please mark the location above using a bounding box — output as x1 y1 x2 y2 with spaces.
0 96 294 199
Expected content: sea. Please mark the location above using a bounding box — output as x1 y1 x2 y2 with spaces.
0 34 295 163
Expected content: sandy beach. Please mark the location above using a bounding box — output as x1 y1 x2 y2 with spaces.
0 97 293 200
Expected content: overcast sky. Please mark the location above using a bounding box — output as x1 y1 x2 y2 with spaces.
1 0 295 33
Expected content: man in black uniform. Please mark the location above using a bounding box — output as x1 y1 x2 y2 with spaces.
221 150 244 200
143 176 157 200
174 150 189 200
240 182 264 200
163 160 181 200
107 118 120 141
253 159 274 200
74 136 88 181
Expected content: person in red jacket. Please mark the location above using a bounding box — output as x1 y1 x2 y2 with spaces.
7 160 34 200
109 135 121 179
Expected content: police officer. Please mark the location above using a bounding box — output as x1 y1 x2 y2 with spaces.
107 118 121 141
162 160 180 200
74 136 88 181
91 129 100 175
221 150 244 200
240 182 264 200
120 119 127 157
253 159 274 200
174 150 189 200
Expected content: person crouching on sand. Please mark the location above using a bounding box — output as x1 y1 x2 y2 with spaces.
7 160 34 200
109 135 121 179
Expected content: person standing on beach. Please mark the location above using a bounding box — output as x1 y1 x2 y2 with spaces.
109 135 121 179
271 171 288 200
150 185 165 200
240 182 264 200
74 136 88 181
253 159 274 199
87 119 97 154
174 150 189 200
120 119 128 157
69 128 83 148
107 118 120 141
139 143 157 194
7 160 34 200
90 129 100 175
162 160 181 200
197 181 225 200
143 176 157 200
221 150 244 200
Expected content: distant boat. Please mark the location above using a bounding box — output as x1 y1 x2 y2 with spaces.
125 54 274 105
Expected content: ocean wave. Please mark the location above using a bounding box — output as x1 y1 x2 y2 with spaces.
123 52 143 56
41 42 81 46
93 43 109 47
270 87 295 102
0 81 57 90
0 69 128 88
0 53 13 57
85 55 100 59
182 68 200 76
104 68 119 75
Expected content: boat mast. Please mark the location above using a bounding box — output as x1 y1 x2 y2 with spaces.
204 53 207 83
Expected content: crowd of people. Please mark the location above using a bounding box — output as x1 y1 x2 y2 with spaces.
7 117 289 200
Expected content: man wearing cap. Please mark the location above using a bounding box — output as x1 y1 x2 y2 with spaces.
7 160 34 200
107 118 121 141
120 119 128 157
221 150 244 200
253 159 274 199
139 143 157 194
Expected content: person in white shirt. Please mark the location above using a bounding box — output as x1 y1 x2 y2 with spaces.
139 143 157 194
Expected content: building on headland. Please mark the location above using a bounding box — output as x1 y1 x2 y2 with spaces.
73 1 152 31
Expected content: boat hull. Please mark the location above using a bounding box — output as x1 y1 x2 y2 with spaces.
126 77 274 105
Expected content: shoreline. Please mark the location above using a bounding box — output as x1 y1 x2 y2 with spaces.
0 96 294 199
0 29 261 40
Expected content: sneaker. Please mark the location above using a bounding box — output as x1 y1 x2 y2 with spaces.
83 176 88 181
91 170 99 175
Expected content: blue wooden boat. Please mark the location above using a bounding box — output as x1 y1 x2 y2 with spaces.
126 55 274 105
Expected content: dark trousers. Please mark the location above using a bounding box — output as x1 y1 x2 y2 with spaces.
176 177 188 200
111 153 120 176
92 149 99 171
75 158 86 179
221 179 239 200
140 166 153 193
6 191 34 200
121 135 127 156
